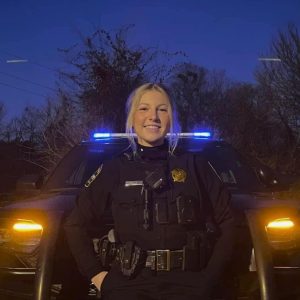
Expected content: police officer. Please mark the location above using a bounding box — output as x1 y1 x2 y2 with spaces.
64 83 235 300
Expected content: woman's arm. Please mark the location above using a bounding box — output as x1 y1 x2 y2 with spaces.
195 156 236 284
64 160 117 281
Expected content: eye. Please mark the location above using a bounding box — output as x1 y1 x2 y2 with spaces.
138 106 148 111
159 108 168 112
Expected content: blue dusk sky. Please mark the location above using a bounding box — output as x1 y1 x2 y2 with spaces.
0 0 299 119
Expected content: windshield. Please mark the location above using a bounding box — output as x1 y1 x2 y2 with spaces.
43 138 264 193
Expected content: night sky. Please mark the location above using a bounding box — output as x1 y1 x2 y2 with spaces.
1 0 299 120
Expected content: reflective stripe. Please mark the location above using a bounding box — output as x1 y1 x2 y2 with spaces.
124 180 143 187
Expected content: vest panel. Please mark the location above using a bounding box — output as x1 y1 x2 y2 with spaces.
111 153 205 249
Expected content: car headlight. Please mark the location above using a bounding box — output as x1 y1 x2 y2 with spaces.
13 222 43 232
267 218 294 229
10 220 43 253
265 217 297 250
0 218 43 267
0 219 43 254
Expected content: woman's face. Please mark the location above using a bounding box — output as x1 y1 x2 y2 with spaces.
133 90 171 147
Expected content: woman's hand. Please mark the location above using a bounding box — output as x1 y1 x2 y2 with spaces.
91 271 108 291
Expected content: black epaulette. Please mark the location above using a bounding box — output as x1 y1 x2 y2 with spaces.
123 152 133 161
84 164 103 188
121 146 135 161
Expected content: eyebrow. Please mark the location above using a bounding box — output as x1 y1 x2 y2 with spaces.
138 103 168 107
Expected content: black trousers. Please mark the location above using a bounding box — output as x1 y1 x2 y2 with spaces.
101 265 212 300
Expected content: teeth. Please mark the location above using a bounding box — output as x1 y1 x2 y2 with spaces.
145 125 160 128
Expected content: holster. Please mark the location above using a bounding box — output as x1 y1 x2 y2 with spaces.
118 241 146 278
98 237 118 269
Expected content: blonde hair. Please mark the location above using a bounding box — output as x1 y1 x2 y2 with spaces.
125 83 180 154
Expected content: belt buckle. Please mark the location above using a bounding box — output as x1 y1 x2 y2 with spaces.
156 250 170 271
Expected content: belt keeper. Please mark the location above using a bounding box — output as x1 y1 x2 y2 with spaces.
156 250 171 271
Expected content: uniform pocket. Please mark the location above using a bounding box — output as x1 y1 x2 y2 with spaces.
175 195 198 225
112 186 142 234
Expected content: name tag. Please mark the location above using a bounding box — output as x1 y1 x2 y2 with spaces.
125 180 143 187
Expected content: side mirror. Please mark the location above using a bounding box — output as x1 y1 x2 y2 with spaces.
16 174 44 192
256 166 279 187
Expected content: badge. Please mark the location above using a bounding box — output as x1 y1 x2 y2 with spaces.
171 168 187 183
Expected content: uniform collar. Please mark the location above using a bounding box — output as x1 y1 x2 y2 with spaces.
136 141 169 161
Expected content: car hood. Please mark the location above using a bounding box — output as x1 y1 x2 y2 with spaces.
231 193 300 210
0 190 79 212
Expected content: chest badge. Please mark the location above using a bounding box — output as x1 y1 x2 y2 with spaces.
171 168 187 183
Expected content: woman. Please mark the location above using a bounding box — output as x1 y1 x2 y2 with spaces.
64 83 235 299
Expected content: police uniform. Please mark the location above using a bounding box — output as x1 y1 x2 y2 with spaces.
64 142 235 300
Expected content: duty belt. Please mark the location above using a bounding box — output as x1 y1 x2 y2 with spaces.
145 249 184 271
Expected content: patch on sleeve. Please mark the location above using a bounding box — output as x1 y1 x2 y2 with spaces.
84 164 103 188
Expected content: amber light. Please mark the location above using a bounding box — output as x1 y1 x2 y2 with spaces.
13 222 43 232
266 218 295 229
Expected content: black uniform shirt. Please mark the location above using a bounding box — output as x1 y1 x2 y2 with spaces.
64 143 235 284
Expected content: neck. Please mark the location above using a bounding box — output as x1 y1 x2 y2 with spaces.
135 141 169 160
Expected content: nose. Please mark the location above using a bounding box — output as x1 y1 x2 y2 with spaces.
148 108 160 122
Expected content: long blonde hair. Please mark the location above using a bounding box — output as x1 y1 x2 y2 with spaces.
125 83 180 154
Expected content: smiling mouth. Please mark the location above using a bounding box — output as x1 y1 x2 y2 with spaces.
144 125 161 129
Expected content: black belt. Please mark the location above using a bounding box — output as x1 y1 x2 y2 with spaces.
145 249 184 271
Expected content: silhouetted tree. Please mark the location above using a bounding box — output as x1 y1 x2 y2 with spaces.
59 26 180 132
4 27 182 172
255 23 300 171
169 63 231 132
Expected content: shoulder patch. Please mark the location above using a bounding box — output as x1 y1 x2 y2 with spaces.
84 164 104 188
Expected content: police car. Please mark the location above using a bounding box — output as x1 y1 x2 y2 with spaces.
0 132 299 300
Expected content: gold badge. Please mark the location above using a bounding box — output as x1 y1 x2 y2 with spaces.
171 168 187 183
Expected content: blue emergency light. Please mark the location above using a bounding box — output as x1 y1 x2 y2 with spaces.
92 132 129 140
93 133 111 139
179 132 212 139
193 131 211 138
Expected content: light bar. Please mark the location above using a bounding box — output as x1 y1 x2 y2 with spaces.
266 218 294 229
93 133 111 138
92 132 213 139
193 132 211 138
13 222 43 232
179 132 212 138
92 132 130 139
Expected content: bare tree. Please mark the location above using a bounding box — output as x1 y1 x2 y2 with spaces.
59 26 180 132
255 23 300 172
3 26 182 172
3 94 89 172
169 63 231 132
29 95 90 172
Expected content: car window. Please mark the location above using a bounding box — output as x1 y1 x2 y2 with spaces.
202 144 263 191
43 141 129 190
